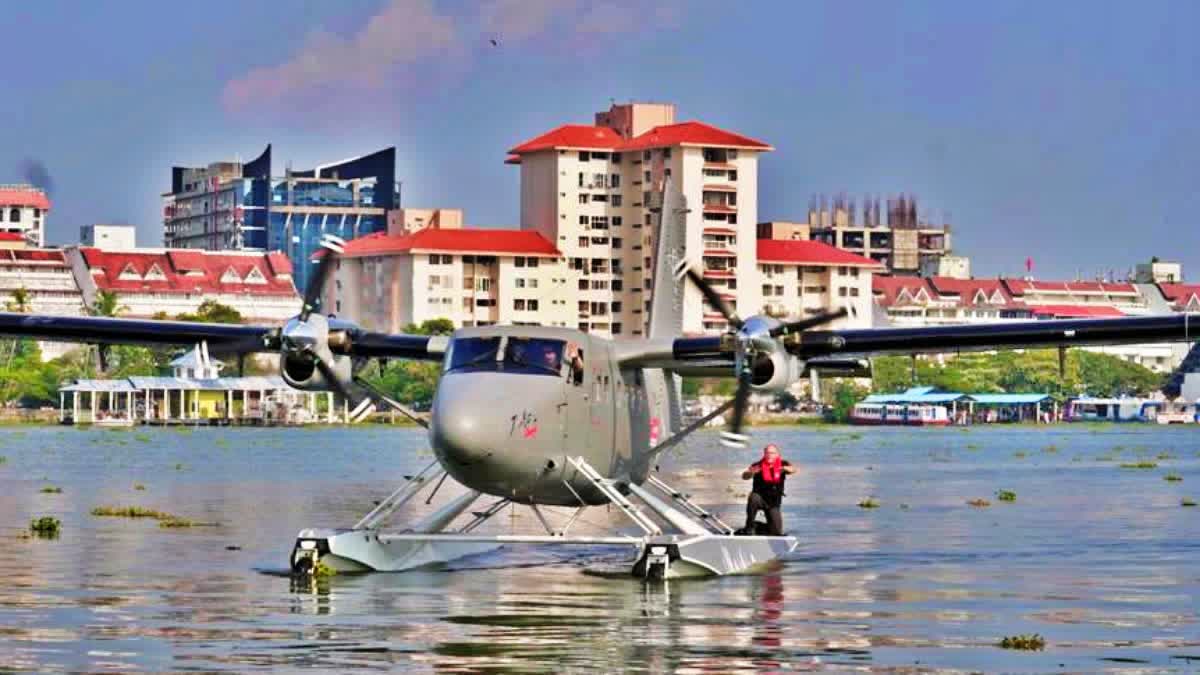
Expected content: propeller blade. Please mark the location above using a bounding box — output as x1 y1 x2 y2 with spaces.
300 234 346 322
720 372 753 449
312 353 376 423
769 307 848 337
682 267 742 329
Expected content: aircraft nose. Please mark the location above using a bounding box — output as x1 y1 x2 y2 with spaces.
429 374 514 467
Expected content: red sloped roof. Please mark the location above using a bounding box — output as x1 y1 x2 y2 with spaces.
757 240 881 267
508 124 625 154
508 120 772 155
265 251 293 276
621 121 772 151
928 276 1021 307
872 275 934 306
0 248 66 265
336 228 561 258
0 188 50 210
1005 278 1137 295
1029 304 1125 318
1158 283 1200 301
81 248 297 296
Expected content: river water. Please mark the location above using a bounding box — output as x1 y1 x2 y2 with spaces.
0 424 1197 672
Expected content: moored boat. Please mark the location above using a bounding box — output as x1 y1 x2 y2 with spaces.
850 402 951 426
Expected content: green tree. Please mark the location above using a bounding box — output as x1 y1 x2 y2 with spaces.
362 318 455 405
176 300 243 324
825 379 868 423
90 290 127 317
5 287 31 313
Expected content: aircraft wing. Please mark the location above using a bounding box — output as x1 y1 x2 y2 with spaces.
665 314 1200 363
0 312 446 361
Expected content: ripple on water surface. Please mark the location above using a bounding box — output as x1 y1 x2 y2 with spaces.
0 424 1198 671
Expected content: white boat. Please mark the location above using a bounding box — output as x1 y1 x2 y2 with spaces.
850 402 950 426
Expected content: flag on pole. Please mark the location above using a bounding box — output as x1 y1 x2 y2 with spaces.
1025 257 1033 274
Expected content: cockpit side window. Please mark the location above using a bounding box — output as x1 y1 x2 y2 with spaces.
444 337 502 373
567 345 584 386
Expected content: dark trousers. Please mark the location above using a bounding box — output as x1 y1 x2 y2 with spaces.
745 492 783 535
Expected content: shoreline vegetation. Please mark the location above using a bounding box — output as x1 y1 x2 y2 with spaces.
0 310 1170 426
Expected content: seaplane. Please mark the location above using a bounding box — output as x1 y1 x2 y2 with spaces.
1 182 1197 580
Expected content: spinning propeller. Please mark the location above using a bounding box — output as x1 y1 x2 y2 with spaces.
674 261 847 449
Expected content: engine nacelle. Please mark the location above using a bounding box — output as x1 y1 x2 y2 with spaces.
281 351 355 392
749 346 805 393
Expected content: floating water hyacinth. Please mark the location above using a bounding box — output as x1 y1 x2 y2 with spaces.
1120 461 1157 469
996 490 1017 502
1163 474 1182 482
858 497 880 509
29 516 61 538
999 634 1045 650
967 498 991 507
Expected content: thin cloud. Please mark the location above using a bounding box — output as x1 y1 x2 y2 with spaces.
221 0 458 114
221 0 680 118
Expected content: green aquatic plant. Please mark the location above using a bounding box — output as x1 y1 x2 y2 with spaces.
91 505 172 519
29 516 61 538
39 485 62 494
0 455 6 464
996 490 1017 502
133 483 146 491
1182 498 1196 507
967 498 991 507
965 443 979 450
999 634 1045 651
1164 473 1183 482
1043 444 1058 454
174 463 185 471
134 433 151 443
1120 461 1158 469
857 497 880 509
1013 451 1027 459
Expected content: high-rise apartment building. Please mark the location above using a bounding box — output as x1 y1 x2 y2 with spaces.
0 184 49 247
508 103 773 335
163 145 396 293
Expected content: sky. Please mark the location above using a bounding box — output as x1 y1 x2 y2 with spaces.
3 0 1198 280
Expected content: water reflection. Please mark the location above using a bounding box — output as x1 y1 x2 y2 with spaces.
0 425 1197 671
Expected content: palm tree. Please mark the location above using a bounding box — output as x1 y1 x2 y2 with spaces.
5 287 31 313
89 290 127 317
88 290 128 374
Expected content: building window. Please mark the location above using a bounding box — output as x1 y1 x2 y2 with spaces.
591 216 608 229
611 195 623 207
643 171 651 183
612 153 622 163
515 257 526 267
528 278 538 288
839 287 848 297
850 287 860 297
578 194 589 205
528 299 539 311
579 279 589 291
611 174 620 188
612 216 622 227
514 299 526 311
579 151 590 162
516 278 525 288
613 322 622 334
643 150 651 161
578 237 589 248
611 301 622 313
8 208 18 222
612 279 623 291
578 173 584 187
612 237 622 249
663 147 672 159
527 257 539 268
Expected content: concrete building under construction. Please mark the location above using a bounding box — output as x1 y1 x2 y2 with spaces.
765 193 953 275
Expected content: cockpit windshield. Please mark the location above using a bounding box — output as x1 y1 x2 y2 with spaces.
444 337 501 373
444 336 566 377
503 337 564 376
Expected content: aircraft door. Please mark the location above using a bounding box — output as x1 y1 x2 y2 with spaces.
562 340 587 457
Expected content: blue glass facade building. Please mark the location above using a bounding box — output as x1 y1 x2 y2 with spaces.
165 146 397 294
